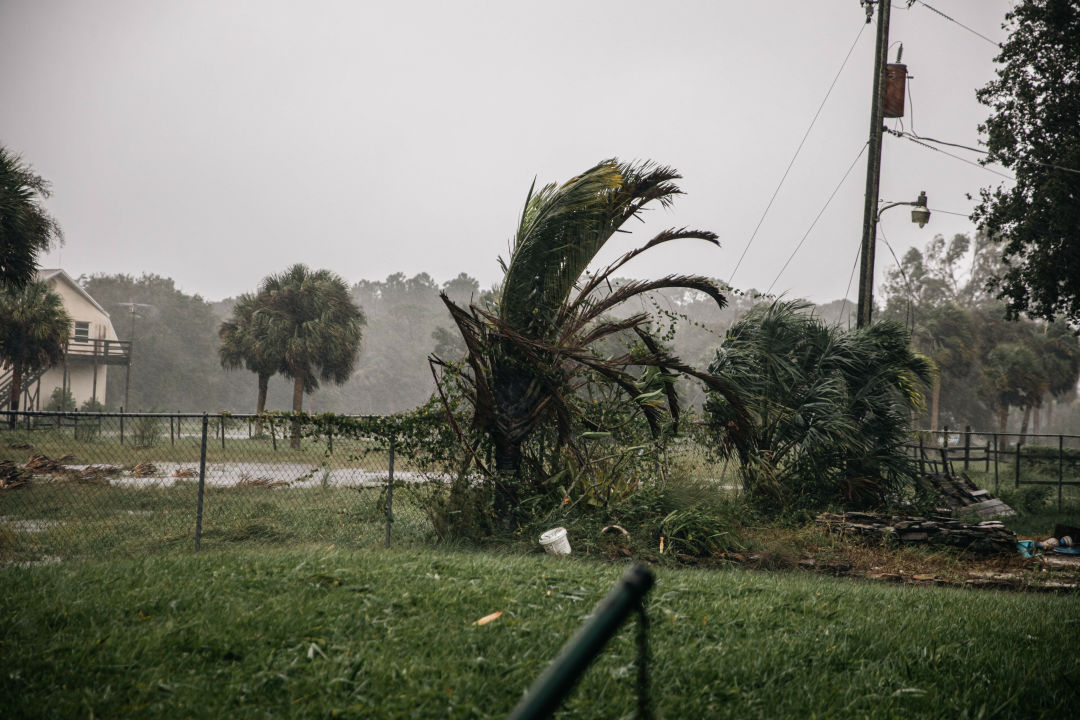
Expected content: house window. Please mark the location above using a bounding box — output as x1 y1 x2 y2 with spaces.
73 321 90 343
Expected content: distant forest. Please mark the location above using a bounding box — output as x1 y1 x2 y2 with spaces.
80 270 852 417
76 249 1080 435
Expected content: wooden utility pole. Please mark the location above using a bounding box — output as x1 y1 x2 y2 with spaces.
856 0 892 328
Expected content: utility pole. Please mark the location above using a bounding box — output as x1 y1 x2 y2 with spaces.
856 0 892 328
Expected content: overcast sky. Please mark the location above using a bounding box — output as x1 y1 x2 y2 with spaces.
1 0 1014 304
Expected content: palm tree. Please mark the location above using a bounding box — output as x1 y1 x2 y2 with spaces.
0 281 72 424
254 265 364 448
218 292 279 434
434 159 749 496
0 145 63 290
706 300 933 508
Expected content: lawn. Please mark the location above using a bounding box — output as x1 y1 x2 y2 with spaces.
2 546 1078 719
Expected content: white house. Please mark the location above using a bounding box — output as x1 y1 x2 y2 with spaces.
22 269 128 409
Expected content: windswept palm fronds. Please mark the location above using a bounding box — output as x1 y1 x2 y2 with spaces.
432 159 751 498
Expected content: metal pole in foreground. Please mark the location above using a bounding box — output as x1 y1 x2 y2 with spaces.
194 413 209 553
507 565 655 720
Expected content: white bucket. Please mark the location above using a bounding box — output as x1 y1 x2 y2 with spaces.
539 527 571 556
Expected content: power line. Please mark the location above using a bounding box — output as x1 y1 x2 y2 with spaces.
928 207 972 218
727 19 868 285
838 243 862 327
910 132 1080 176
767 142 869 296
890 128 1080 178
911 0 1001 48
887 129 1016 180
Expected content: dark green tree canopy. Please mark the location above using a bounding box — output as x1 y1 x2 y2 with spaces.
974 0 1080 324
0 145 63 290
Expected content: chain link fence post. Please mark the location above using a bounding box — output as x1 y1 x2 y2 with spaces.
385 434 395 549
194 413 209 552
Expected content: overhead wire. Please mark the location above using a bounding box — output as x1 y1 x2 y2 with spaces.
727 19 868 286
877 222 920 332
886 128 1016 180
837 243 862 328
910 0 1001 48
766 142 869 296
889 127 1080 178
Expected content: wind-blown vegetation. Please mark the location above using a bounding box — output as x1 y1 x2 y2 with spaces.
706 300 933 510
435 158 749 519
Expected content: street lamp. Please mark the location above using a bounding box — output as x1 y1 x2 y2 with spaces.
856 191 931 328
878 190 930 228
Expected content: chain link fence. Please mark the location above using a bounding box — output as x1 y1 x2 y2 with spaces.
0 411 439 564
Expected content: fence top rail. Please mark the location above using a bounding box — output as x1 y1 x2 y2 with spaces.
0 410 386 421
914 430 1080 441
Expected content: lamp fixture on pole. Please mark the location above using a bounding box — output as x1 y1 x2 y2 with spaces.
857 191 931 327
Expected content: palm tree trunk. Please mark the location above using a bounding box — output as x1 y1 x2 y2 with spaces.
254 372 269 435
290 372 305 449
1019 404 1032 444
929 374 941 432
8 357 23 428
997 404 1009 435
1033 398 1041 435
493 431 521 521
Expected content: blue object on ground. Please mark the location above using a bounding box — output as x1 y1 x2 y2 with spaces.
1052 545 1080 556
1017 540 1036 558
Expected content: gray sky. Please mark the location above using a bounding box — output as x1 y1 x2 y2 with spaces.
1 0 1013 303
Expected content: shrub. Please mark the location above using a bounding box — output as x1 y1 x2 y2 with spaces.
705 300 933 512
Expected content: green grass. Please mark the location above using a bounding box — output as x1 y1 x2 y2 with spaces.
2 547 1077 719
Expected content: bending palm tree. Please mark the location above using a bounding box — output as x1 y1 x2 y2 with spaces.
0 281 72 425
218 292 279 434
435 159 749 494
254 265 364 448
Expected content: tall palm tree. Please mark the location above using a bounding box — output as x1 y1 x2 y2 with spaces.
218 292 279 434
0 145 63 290
435 159 749 491
0 281 72 423
254 265 364 448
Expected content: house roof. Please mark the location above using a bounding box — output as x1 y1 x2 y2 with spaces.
36 268 111 318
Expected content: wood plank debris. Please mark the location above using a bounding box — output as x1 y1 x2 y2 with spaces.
817 511 1018 555
915 472 1015 518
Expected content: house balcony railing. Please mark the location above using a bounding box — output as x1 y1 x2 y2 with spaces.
64 338 132 366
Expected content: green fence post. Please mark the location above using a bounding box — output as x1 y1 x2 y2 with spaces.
195 413 209 553
918 434 925 475
385 436 395 549
507 565 655 720
1059 434 1064 512
1015 437 1022 489
963 425 971 471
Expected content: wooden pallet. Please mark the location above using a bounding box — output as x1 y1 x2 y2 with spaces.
916 472 1015 518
